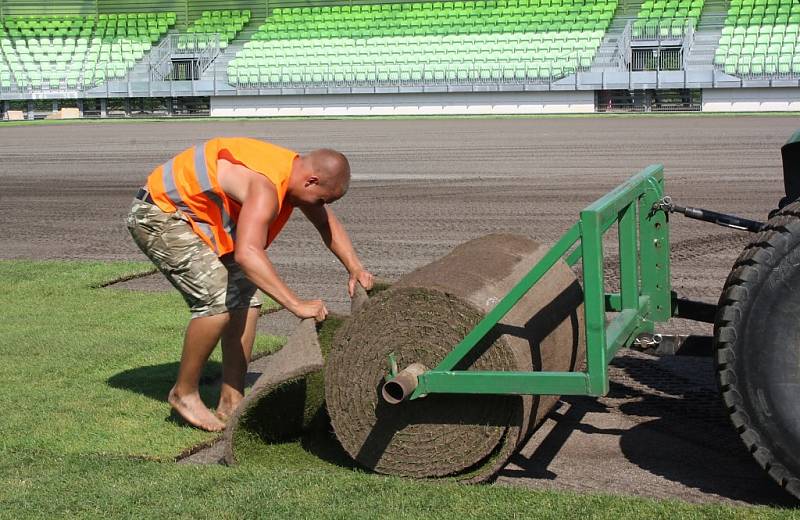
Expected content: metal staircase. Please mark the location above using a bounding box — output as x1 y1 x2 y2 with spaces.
684 0 728 69
201 16 264 84
593 0 729 72
126 29 182 83
592 0 646 71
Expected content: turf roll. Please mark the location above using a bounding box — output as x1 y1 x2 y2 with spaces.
222 285 376 465
222 317 326 464
325 233 585 481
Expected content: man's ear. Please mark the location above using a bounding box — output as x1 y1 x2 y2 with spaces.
304 175 320 188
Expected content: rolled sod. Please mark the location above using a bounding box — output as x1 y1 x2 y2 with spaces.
325 234 586 482
223 283 385 465
222 317 326 465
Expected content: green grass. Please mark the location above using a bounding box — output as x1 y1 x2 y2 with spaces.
0 261 282 460
0 260 798 518
7 449 778 520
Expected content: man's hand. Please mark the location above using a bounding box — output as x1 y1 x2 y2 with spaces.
289 299 328 322
348 269 375 297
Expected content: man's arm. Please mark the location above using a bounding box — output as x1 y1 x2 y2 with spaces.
300 204 374 296
234 175 327 321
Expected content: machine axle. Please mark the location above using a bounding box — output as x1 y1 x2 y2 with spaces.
656 196 765 233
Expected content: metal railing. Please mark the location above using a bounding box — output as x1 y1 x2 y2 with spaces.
630 18 695 43
681 20 695 68
148 35 173 82
717 55 800 81
630 47 685 71
597 89 702 112
0 61 136 95
617 21 632 70
1 53 592 96
623 19 695 71
149 33 220 81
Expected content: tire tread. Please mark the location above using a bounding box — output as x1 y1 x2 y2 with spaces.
715 201 800 500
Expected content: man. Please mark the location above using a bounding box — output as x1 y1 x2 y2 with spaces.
127 137 374 432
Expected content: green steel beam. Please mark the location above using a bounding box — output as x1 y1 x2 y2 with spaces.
566 243 582 267
638 173 672 323
606 309 641 358
605 293 622 312
618 202 639 311
584 165 664 223
415 371 593 396
427 222 581 374
605 297 650 359
401 165 672 401
579 207 609 396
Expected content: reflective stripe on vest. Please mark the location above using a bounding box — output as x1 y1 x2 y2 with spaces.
192 142 236 242
158 142 236 254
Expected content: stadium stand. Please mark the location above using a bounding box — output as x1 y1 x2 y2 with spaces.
0 12 175 90
227 0 617 87
182 9 251 49
632 0 705 38
714 0 800 76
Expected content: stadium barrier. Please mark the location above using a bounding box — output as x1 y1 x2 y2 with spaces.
625 19 695 71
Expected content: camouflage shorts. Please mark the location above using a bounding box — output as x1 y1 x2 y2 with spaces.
126 197 261 318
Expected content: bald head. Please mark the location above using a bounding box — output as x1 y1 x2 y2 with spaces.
287 148 351 207
308 148 351 193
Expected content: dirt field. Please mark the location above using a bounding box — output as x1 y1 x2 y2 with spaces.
1 115 797 506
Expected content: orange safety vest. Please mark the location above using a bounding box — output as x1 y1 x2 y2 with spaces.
146 137 298 257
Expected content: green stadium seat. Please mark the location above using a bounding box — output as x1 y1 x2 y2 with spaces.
0 11 175 91
715 0 800 77
634 0 701 39
229 0 616 87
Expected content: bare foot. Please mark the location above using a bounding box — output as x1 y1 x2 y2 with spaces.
168 387 225 432
215 409 231 423
214 396 243 423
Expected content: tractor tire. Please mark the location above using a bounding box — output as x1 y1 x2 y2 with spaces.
715 201 800 500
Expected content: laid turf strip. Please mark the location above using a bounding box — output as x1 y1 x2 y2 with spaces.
325 234 586 481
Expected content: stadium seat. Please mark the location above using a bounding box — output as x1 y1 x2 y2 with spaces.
714 0 800 77
0 12 175 91
633 0 703 38
229 0 615 88
182 10 251 49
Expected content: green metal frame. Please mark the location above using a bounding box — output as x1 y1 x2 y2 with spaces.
401 164 672 399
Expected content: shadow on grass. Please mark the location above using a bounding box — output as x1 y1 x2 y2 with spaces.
234 417 361 473
232 372 359 471
300 427 362 471
107 361 223 405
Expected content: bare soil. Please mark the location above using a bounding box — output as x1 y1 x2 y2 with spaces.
1 115 797 505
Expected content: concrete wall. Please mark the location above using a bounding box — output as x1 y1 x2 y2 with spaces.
702 87 800 112
210 91 596 117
